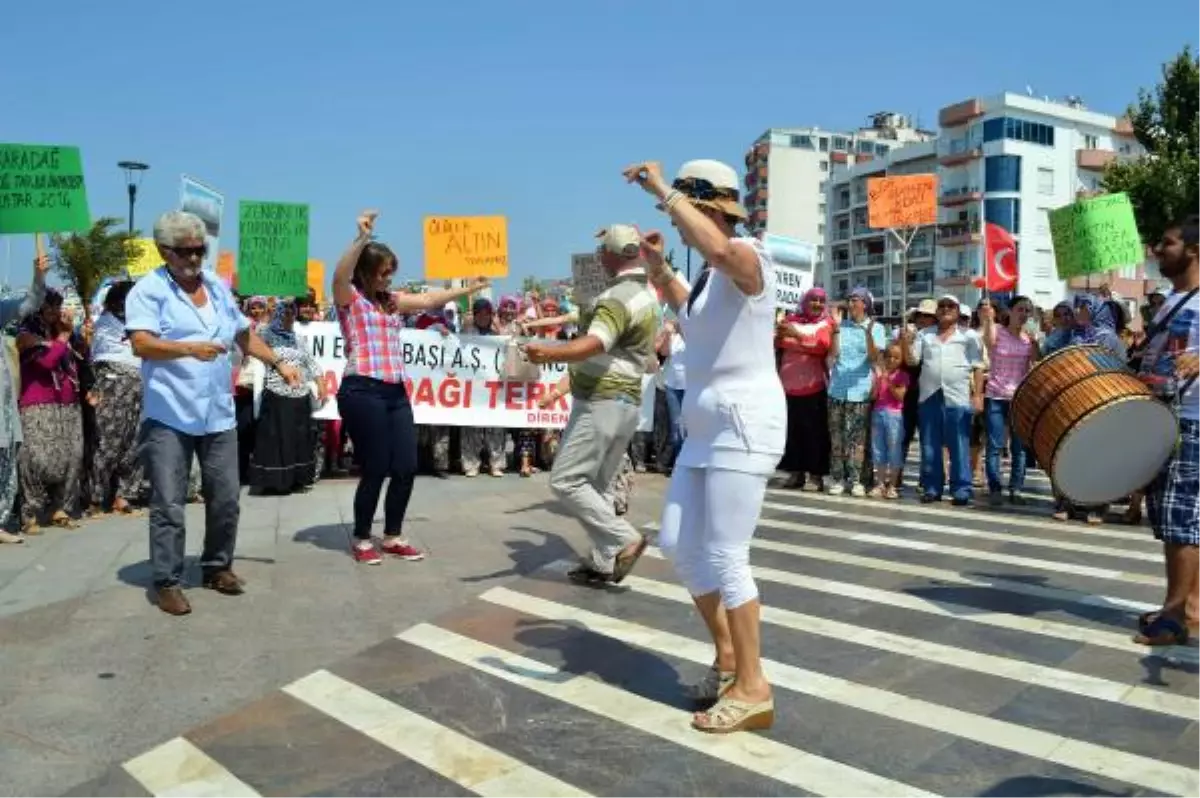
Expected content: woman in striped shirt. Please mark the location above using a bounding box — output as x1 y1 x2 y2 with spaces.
333 211 488 566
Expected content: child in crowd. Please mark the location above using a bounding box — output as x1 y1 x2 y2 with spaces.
869 342 909 499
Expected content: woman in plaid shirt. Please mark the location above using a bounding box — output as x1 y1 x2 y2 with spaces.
332 212 488 566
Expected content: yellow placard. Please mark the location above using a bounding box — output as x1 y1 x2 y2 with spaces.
125 238 162 279
216 250 235 287
423 216 509 279
307 259 325 301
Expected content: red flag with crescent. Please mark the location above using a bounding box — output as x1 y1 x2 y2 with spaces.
974 222 1018 292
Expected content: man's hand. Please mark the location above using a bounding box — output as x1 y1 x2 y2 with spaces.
276 363 302 387
979 301 996 324
1177 351 1199 381
469 277 491 293
521 341 554 365
33 254 50 279
188 341 227 362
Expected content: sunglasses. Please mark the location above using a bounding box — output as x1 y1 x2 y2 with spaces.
936 302 958 310
167 245 208 259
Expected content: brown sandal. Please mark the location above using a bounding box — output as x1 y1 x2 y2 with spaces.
611 536 649 584
50 512 79 530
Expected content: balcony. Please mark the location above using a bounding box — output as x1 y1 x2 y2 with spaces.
831 260 851 273
853 253 886 267
1077 148 1117 171
853 225 884 237
1113 117 1135 136
936 269 973 287
832 227 850 242
939 98 984 128
905 280 934 296
853 189 868 206
907 246 934 260
940 186 983 206
938 222 981 246
938 138 983 167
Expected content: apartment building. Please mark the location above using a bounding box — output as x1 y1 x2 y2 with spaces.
821 92 1147 316
744 112 935 275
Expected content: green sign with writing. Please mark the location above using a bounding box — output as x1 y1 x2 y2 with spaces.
1048 193 1144 279
237 200 309 297
0 144 91 235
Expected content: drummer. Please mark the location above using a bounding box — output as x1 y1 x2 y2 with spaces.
1135 215 1199 647
1045 294 1126 525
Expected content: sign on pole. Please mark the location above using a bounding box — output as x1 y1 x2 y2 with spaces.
179 175 224 272
424 216 509 279
1048 193 1143 279
237 201 310 297
0 144 91 235
867 174 938 229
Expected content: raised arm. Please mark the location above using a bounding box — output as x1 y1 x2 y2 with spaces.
332 212 377 309
391 281 488 316
624 162 762 297
638 229 691 313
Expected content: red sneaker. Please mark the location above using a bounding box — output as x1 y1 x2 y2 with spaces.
352 543 382 565
381 539 425 561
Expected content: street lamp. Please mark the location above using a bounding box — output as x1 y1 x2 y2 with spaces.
117 160 150 234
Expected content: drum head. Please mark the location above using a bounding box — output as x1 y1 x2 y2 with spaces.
1053 398 1178 505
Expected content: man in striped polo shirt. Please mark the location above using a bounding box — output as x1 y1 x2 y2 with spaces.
523 225 660 584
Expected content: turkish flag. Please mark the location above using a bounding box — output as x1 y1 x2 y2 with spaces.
973 222 1018 292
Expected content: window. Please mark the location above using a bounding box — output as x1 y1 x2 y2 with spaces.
817 245 824 257
955 251 967 269
985 198 1021 234
875 143 889 156
985 155 1022 192
1037 167 1054 195
832 136 849 151
819 160 829 172
818 224 825 235
791 134 814 149
857 140 875 154
1083 133 1098 149
982 116 1055 146
819 136 829 152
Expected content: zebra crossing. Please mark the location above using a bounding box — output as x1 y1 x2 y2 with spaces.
72 473 1198 797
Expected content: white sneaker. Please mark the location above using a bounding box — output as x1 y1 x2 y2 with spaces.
851 484 867 497
827 483 846 496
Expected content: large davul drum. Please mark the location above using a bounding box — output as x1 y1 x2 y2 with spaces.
1011 345 1177 505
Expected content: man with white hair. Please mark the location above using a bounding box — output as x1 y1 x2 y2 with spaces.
125 211 302 616
523 225 659 584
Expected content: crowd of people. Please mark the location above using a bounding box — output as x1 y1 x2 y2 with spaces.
0 164 1194 736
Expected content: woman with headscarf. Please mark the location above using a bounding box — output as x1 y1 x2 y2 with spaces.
1044 294 1125 524
775 287 834 491
461 298 508 476
826 286 885 496
15 290 87 531
87 281 145 515
249 299 327 495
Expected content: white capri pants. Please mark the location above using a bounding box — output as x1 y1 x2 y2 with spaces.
656 465 769 610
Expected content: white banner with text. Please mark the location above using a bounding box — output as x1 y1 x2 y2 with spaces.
296 323 655 431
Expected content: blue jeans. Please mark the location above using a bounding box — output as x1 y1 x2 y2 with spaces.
918 390 973 500
985 398 1026 493
871 409 904 469
664 388 685 462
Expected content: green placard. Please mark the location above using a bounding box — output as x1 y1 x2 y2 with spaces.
1048 193 1144 279
0 144 91 235
237 200 309 297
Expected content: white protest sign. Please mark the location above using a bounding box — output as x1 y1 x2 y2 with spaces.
571 252 608 309
763 233 815 311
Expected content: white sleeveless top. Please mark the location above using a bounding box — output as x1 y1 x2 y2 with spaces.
676 238 787 475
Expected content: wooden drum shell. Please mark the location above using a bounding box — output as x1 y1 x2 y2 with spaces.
1011 346 1130 446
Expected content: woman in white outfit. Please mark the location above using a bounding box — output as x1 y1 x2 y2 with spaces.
625 159 787 734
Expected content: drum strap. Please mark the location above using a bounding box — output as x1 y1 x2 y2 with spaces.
1130 287 1199 362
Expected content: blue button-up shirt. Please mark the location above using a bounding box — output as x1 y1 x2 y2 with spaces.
125 267 250 436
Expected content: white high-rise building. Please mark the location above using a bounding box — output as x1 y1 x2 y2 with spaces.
821 92 1149 316
744 113 935 275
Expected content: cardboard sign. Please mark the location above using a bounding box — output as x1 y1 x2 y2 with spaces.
1048 193 1144 279
774 263 814 312
571 252 608 309
867 174 938 229
0 144 91 235
424 216 509 279
216 250 235 287
237 200 310 297
307 259 325 301
126 238 162 279
179 175 224 273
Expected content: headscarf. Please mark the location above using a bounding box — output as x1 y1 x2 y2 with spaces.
791 287 829 324
264 299 297 348
498 295 519 316
471 298 495 335
18 289 80 391
848 286 874 317
1070 294 1107 345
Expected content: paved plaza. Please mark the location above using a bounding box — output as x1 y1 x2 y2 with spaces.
1 466 1196 796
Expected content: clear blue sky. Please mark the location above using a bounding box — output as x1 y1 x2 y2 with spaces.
2 0 1196 295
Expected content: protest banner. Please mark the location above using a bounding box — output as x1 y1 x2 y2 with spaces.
179 175 224 272
126 238 162 279
1048 193 1143 279
237 201 310 297
775 262 814 312
424 216 509 279
867 174 938 229
571 252 608 309
0 144 91 235
296 324 574 428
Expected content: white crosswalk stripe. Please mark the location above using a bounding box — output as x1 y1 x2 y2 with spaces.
107 482 1196 797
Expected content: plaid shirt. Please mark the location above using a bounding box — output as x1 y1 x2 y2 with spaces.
339 287 406 384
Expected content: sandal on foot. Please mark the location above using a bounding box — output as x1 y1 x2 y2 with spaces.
692 694 775 734
50 513 79 529
611 536 649 584
1133 615 1189 646
687 666 736 708
0 531 24 545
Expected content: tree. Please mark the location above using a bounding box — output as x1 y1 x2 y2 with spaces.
1102 45 1199 244
520 275 544 295
49 217 138 320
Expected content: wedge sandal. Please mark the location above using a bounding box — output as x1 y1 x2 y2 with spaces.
692 694 774 734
